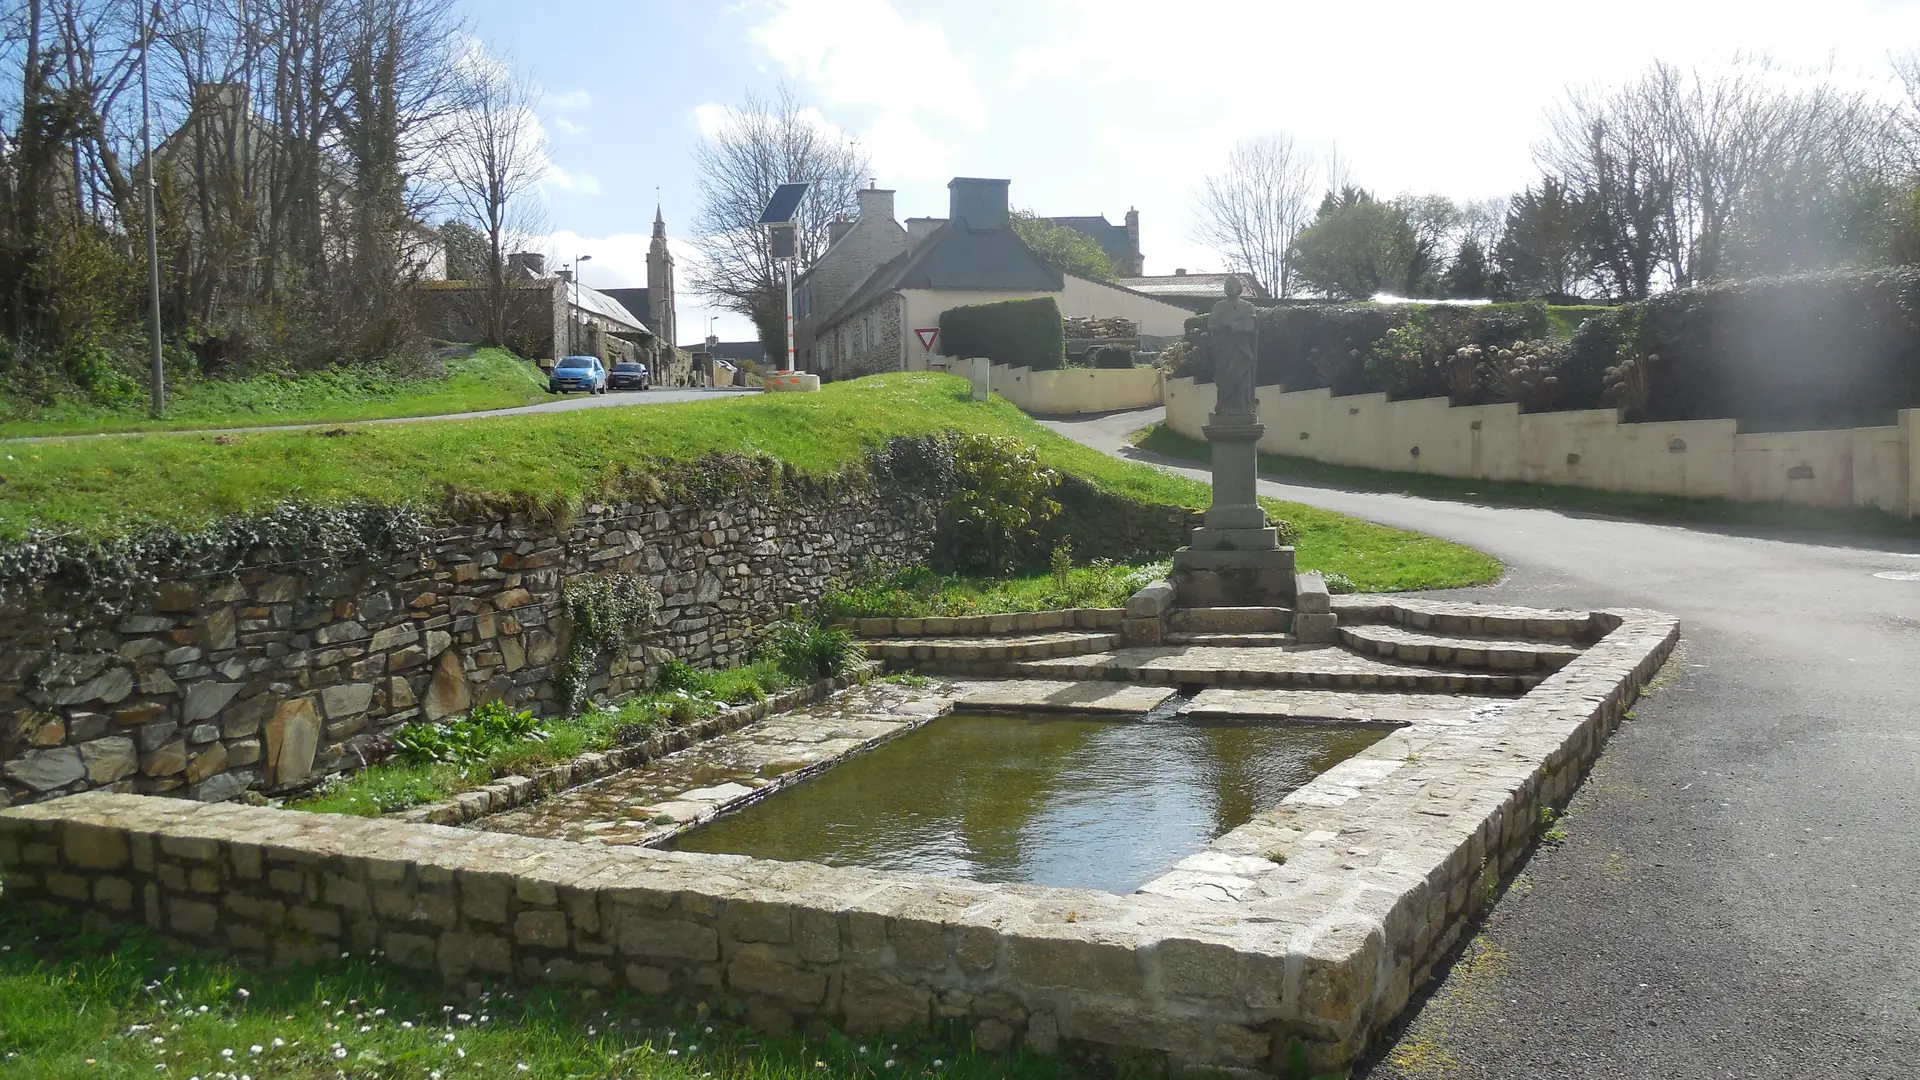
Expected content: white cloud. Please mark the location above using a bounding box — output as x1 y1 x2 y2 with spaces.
544 166 600 196
547 89 593 111
743 0 983 182
552 116 587 136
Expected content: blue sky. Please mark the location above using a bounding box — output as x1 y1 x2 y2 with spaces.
460 0 1920 346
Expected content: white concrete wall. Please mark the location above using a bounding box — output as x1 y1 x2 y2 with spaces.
988 363 1163 415
1163 377 1918 516
900 288 1052 371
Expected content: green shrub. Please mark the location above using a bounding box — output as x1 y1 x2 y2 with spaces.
554 574 660 711
760 611 862 682
1088 344 1137 369
390 700 543 767
938 296 1065 371
941 433 1062 574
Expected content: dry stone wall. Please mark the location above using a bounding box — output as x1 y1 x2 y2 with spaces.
0 468 941 810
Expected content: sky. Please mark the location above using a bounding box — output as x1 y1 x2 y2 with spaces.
459 0 1920 346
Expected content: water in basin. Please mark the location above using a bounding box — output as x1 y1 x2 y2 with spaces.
666 712 1388 894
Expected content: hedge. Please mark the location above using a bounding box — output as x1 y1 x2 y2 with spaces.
939 296 1064 371
1179 270 1920 429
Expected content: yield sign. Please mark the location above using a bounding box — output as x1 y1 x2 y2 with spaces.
914 328 939 352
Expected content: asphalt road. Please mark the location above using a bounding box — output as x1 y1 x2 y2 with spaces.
7 385 762 442
1046 408 1920 1080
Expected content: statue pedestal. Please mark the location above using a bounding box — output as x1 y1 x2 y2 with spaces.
1171 413 1295 608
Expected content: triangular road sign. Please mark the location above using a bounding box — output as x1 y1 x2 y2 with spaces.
914 328 938 351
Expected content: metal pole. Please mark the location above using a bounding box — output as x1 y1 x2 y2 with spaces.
140 2 164 416
570 256 578 355
784 257 796 372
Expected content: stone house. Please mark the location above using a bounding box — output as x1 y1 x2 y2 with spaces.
794 188 912 372
1045 211 1143 276
412 255 656 366
808 178 1194 380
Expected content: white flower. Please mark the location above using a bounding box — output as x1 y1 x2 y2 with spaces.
248 1045 262 1055
443 1033 457 1043
271 1039 285 1049
235 989 250 1001
333 1046 348 1060
455 1048 466 1059
885 1059 896 1069
220 1048 234 1058
372 1008 385 1017
933 1059 944 1068
401 1021 414 1029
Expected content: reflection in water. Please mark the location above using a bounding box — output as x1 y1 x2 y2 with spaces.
667 713 1387 894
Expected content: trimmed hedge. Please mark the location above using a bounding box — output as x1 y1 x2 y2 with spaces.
1181 270 1920 428
939 296 1065 371
1089 344 1138 369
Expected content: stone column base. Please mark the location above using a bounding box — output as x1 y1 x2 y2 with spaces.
1171 547 1296 608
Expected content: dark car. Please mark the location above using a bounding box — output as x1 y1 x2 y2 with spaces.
607 361 650 391
548 355 607 395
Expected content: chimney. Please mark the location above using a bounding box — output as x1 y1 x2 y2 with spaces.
906 217 945 245
855 187 896 222
1125 208 1140 244
556 269 573 284
1174 268 1187 276
828 217 854 246
507 252 547 278
948 177 1010 232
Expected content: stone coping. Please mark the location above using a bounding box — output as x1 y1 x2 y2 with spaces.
389 665 880 828
1 600 1679 1075
843 610 1124 638
1333 595 1603 641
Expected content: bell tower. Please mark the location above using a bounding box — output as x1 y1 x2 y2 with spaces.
647 204 677 348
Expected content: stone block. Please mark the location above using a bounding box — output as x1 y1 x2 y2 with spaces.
438 931 513 976
385 931 437 969
727 944 826 1005
625 964 673 995
721 900 793 944
185 741 229 784
1120 618 1163 646
1294 612 1339 645
62 822 129 870
140 739 187 778
1294 571 1332 614
170 898 220 937
1007 936 1143 995
182 680 243 722
320 682 376 719
515 910 569 948
422 649 471 721
615 910 718 962
841 969 930 1034
263 698 321 788
4 747 85 792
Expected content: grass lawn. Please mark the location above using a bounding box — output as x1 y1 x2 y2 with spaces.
0 347 551 439
821 560 1174 618
0 374 1195 540
0 905 1109 1080
1135 421 1920 543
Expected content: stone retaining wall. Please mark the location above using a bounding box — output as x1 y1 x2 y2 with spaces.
0 468 940 809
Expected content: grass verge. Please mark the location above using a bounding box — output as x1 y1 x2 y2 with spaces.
0 905 1103 1080
0 374 1199 541
1135 421 1920 542
821 559 1172 618
0 347 552 439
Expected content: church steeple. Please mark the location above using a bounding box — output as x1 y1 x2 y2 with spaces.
647 203 676 349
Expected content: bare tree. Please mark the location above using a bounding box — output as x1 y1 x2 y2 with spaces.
1193 133 1320 297
689 85 869 357
440 39 546 348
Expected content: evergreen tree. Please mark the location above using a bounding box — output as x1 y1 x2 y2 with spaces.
1290 188 1422 299
1440 238 1490 298
1494 178 1593 300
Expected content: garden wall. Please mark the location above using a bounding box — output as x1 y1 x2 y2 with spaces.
1165 377 1919 516
988 364 1163 415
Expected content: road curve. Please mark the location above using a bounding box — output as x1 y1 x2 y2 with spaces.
4 385 762 442
1046 407 1920 1080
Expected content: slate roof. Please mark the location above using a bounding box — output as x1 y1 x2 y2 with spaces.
820 218 1063 329
572 284 650 335
1115 272 1269 311
1045 215 1135 267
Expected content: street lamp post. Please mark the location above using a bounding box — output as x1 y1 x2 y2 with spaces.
571 254 592 355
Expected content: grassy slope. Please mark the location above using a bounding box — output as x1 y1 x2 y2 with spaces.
0 347 550 438
0 906 1100 1080
0 374 1194 540
1138 421 1920 541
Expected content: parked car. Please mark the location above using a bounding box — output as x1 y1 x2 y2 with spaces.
548 355 607 395
607 361 650 391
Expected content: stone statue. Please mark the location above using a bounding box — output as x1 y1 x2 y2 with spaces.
1209 276 1258 417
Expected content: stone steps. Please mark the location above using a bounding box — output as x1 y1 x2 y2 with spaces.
863 632 1118 665
1161 632 1296 648
1338 624 1582 671
1166 607 1294 634
995 656 1538 695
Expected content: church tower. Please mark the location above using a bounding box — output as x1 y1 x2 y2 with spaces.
647 205 677 349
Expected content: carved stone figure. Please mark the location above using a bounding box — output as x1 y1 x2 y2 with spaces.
1209 276 1259 417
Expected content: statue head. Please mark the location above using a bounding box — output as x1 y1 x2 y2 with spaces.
1223 275 1243 300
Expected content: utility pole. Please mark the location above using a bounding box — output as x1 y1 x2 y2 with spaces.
571 253 592 354
140 1 164 416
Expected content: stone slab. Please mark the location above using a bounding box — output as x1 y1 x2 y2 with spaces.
949 679 1177 715
1182 689 1514 726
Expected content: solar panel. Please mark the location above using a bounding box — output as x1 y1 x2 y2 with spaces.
757 182 811 225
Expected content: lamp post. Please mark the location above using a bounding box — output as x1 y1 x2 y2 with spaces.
570 254 592 355
756 182 811 372
139 1 164 416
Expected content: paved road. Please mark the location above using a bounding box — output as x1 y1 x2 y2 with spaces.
5 385 761 442
1046 408 1920 1080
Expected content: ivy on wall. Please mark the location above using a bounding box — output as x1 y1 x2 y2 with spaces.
553 573 661 713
